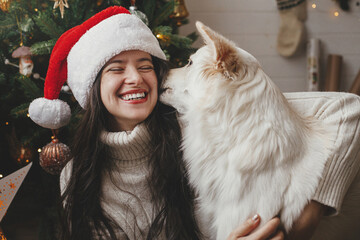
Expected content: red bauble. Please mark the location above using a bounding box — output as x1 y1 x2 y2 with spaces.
39 138 71 175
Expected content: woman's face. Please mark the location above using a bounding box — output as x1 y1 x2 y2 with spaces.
100 50 158 131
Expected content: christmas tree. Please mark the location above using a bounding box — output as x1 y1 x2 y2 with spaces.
0 0 196 239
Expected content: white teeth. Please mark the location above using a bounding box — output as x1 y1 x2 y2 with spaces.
121 92 146 100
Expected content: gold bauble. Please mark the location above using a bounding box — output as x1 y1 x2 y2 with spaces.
0 0 11 12
171 0 189 26
39 138 72 175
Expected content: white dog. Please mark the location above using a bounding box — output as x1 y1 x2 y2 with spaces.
160 22 332 239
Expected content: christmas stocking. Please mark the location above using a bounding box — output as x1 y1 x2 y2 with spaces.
276 0 307 57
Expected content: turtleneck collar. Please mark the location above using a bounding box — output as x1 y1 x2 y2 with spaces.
100 123 153 166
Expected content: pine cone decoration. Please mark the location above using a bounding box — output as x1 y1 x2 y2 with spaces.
39 138 71 175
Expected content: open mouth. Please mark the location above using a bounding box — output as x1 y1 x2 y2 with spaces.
118 90 149 103
119 92 147 101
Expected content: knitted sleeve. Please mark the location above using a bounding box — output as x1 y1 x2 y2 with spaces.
284 92 360 215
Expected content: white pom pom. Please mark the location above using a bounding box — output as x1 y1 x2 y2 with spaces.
61 85 70 93
33 73 40 79
28 98 71 129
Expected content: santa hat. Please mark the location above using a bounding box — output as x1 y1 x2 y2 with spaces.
29 6 166 129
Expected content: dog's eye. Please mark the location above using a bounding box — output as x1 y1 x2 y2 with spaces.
187 59 193 67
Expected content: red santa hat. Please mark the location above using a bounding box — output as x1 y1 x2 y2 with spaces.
29 6 166 129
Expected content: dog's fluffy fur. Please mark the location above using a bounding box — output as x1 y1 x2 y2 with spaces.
160 22 331 239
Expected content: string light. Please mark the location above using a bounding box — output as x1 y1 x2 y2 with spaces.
312 3 316 9
38 148 42 153
334 11 339 17
0 174 3 178
5 122 9 125
26 113 30 117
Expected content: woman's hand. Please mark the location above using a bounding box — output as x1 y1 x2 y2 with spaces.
227 214 284 240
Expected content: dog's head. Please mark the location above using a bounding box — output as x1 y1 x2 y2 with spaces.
160 21 260 114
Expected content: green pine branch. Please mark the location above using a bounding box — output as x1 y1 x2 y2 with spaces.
10 102 30 118
152 0 175 28
31 39 57 55
0 18 17 39
16 75 42 100
142 0 157 23
169 34 193 49
34 10 65 39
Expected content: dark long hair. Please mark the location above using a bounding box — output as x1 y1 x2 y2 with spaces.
60 57 202 240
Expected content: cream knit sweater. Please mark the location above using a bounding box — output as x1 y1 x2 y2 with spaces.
61 123 160 240
60 92 360 239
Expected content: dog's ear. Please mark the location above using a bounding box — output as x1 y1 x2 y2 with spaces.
195 21 243 79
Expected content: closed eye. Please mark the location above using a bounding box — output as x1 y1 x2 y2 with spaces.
187 59 193 67
138 65 154 72
109 68 124 72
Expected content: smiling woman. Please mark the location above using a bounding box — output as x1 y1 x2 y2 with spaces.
100 51 158 131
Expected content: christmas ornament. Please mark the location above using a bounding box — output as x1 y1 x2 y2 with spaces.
0 0 11 12
15 146 33 166
39 137 71 175
129 0 149 26
5 127 34 166
53 0 69 19
11 46 34 77
0 162 32 222
171 0 189 26
5 58 44 80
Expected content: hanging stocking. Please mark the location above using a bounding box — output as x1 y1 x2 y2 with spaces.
276 0 307 57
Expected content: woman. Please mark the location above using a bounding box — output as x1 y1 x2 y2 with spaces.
29 5 360 240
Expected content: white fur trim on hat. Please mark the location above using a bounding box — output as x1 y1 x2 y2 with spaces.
29 98 71 129
67 14 166 109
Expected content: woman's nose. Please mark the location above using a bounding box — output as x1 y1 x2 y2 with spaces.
124 66 143 85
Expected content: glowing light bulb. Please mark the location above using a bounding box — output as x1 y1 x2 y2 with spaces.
0 174 3 178
334 11 339 17
26 113 30 117
38 148 42 153
312 3 316 8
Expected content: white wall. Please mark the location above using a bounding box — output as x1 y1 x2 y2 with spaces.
179 0 360 92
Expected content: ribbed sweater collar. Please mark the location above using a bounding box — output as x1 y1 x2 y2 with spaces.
100 123 153 167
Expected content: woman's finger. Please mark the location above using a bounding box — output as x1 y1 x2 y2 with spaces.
227 214 261 240
250 217 281 240
269 230 285 240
